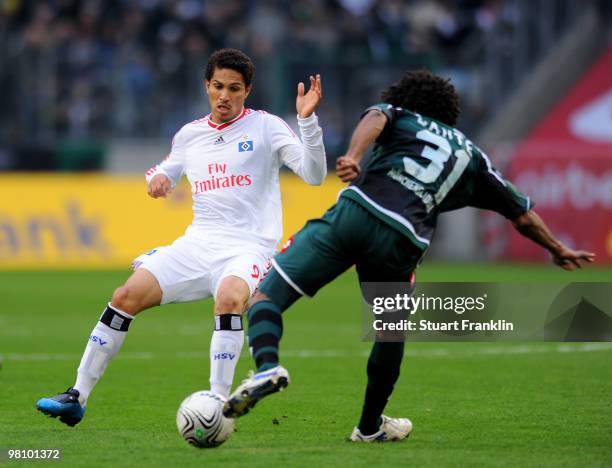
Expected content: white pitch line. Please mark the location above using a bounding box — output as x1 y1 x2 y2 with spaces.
2 343 611 362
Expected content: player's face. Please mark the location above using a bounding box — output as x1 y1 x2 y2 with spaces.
205 68 251 123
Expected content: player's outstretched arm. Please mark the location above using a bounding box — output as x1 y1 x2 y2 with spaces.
336 110 387 182
276 76 326 186
511 210 595 270
147 173 173 198
296 74 322 118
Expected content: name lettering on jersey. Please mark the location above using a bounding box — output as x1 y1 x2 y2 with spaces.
414 112 473 156
208 163 227 175
387 168 435 212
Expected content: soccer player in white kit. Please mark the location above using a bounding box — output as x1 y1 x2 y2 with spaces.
36 48 327 427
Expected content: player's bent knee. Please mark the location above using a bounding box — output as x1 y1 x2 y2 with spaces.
215 290 247 314
111 286 144 315
111 286 129 308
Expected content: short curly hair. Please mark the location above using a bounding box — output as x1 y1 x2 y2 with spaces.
205 48 255 86
381 69 460 126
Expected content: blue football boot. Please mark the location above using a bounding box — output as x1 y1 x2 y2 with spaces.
36 387 85 427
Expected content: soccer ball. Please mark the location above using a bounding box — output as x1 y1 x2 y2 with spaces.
176 391 235 448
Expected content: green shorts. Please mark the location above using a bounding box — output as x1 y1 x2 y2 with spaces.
262 197 423 299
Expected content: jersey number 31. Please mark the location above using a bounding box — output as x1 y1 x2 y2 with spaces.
402 129 470 204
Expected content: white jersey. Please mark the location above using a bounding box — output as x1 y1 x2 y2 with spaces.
146 108 326 251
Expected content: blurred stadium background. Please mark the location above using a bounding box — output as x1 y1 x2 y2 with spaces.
0 0 611 268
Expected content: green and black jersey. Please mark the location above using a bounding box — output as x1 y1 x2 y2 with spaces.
340 103 533 250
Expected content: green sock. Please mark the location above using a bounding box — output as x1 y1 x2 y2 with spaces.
247 300 283 372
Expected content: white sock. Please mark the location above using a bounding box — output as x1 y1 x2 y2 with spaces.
209 314 244 398
74 303 134 406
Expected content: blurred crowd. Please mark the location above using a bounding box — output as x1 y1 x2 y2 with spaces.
0 0 526 169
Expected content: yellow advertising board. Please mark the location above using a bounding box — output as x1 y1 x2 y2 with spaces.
0 174 345 269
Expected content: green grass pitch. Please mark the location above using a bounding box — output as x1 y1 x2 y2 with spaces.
1 264 611 467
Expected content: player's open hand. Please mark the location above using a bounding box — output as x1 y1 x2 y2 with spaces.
296 74 322 118
552 245 595 271
148 174 172 198
336 156 361 182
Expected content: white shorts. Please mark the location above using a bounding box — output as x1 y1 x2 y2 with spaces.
132 233 273 305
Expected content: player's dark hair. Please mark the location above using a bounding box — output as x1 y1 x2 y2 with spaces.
381 69 460 126
205 48 255 86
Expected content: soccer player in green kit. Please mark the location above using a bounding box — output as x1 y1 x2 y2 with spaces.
223 70 595 441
